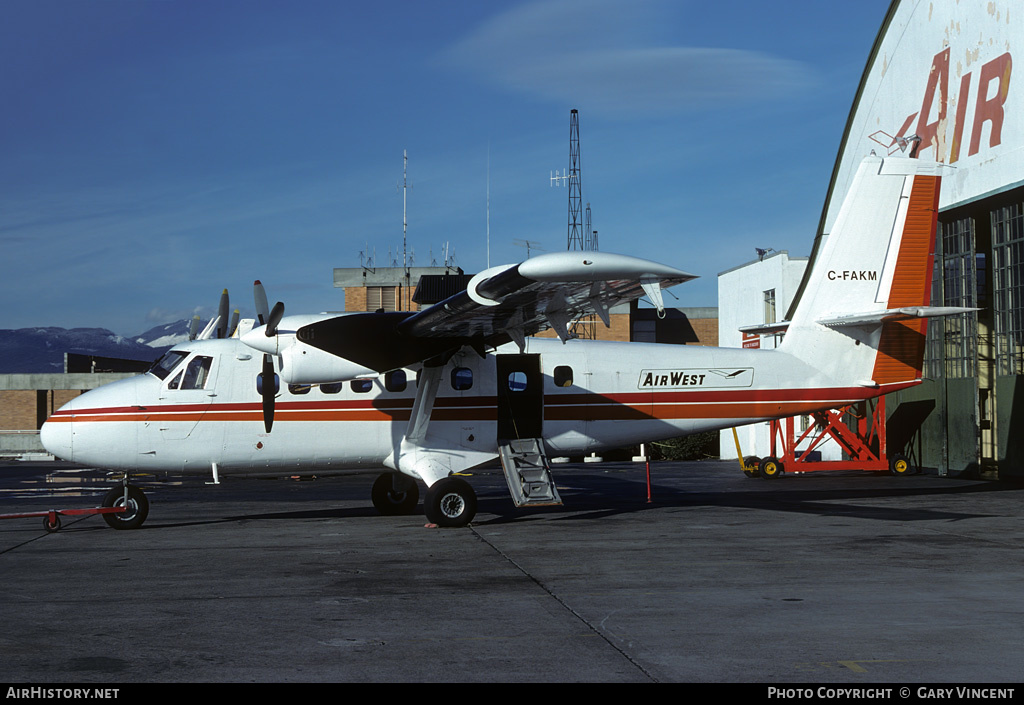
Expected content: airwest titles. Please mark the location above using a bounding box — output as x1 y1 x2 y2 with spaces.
638 368 753 389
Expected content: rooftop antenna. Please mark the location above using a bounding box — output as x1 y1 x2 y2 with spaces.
486 143 491 269
398 150 412 309
514 239 544 258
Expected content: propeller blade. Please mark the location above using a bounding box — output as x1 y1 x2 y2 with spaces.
266 301 285 337
253 280 270 326
228 309 240 338
260 354 276 432
188 315 201 341
217 289 230 339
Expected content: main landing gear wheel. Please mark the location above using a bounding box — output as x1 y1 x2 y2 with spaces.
371 473 420 516
101 485 149 530
889 453 915 476
759 456 784 479
424 477 477 528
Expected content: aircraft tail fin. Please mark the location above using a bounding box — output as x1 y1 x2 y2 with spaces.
780 156 945 388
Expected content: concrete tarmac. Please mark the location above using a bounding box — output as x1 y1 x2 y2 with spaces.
1 459 1022 683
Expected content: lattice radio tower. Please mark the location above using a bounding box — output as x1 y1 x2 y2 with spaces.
567 109 584 251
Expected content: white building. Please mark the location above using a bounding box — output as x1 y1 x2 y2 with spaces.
717 250 841 462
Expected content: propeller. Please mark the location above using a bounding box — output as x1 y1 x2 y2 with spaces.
217 289 230 338
252 281 285 432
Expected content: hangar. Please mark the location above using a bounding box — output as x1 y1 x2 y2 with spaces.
722 0 1022 479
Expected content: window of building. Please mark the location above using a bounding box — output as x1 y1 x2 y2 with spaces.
993 202 1024 375
763 289 776 325
940 216 979 379
366 286 397 312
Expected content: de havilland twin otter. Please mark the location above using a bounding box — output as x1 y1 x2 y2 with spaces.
42 155 970 528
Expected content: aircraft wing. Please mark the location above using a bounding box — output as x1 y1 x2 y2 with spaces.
397 251 696 347
284 251 696 376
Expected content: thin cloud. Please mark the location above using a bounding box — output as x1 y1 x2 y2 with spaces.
437 0 814 117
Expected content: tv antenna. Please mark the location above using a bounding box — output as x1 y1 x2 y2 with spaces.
513 239 544 258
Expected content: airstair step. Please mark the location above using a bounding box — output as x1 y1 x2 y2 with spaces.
498 437 562 508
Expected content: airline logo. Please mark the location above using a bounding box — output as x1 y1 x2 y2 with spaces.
638 368 753 389
872 48 1012 164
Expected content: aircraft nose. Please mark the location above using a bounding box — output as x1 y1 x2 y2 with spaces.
40 401 74 461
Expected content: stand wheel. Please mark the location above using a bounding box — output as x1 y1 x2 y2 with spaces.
889 453 914 476
760 456 784 479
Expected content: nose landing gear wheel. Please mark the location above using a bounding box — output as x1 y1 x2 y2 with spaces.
101 485 149 530
424 477 477 527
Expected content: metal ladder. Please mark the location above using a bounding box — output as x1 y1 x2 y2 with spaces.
498 437 562 507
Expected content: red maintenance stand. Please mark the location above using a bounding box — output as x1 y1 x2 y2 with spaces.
751 396 913 479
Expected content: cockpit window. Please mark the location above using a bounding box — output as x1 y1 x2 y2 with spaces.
167 355 213 390
147 350 189 380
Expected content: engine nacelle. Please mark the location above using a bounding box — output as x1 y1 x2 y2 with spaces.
279 341 377 385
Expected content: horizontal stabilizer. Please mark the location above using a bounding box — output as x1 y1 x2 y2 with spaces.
738 321 791 336
817 306 980 328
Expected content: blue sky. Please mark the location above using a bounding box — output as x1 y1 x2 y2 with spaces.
2 0 891 336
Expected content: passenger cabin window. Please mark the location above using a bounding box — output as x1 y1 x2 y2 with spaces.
350 379 373 393
320 382 343 395
257 372 279 396
289 384 311 395
553 365 573 388
385 370 407 392
168 355 213 390
451 367 473 391
508 371 528 392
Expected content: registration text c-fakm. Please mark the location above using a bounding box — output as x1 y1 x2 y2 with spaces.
828 270 878 281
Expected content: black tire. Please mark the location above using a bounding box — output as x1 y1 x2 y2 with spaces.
371 473 420 515
743 456 761 477
101 485 149 530
889 453 914 476
760 456 784 479
43 514 61 533
424 477 477 527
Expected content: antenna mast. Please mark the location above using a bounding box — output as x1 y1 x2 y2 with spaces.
567 109 584 251
401 150 411 309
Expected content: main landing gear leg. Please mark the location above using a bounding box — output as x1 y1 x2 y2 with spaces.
101 477 149 530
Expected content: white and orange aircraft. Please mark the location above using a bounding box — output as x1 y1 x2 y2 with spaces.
41 155 966 528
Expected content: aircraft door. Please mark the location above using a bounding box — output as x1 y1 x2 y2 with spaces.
158 353 219 440
496 354 543 440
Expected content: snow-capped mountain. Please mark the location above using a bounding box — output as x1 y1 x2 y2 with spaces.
0 320 195 374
